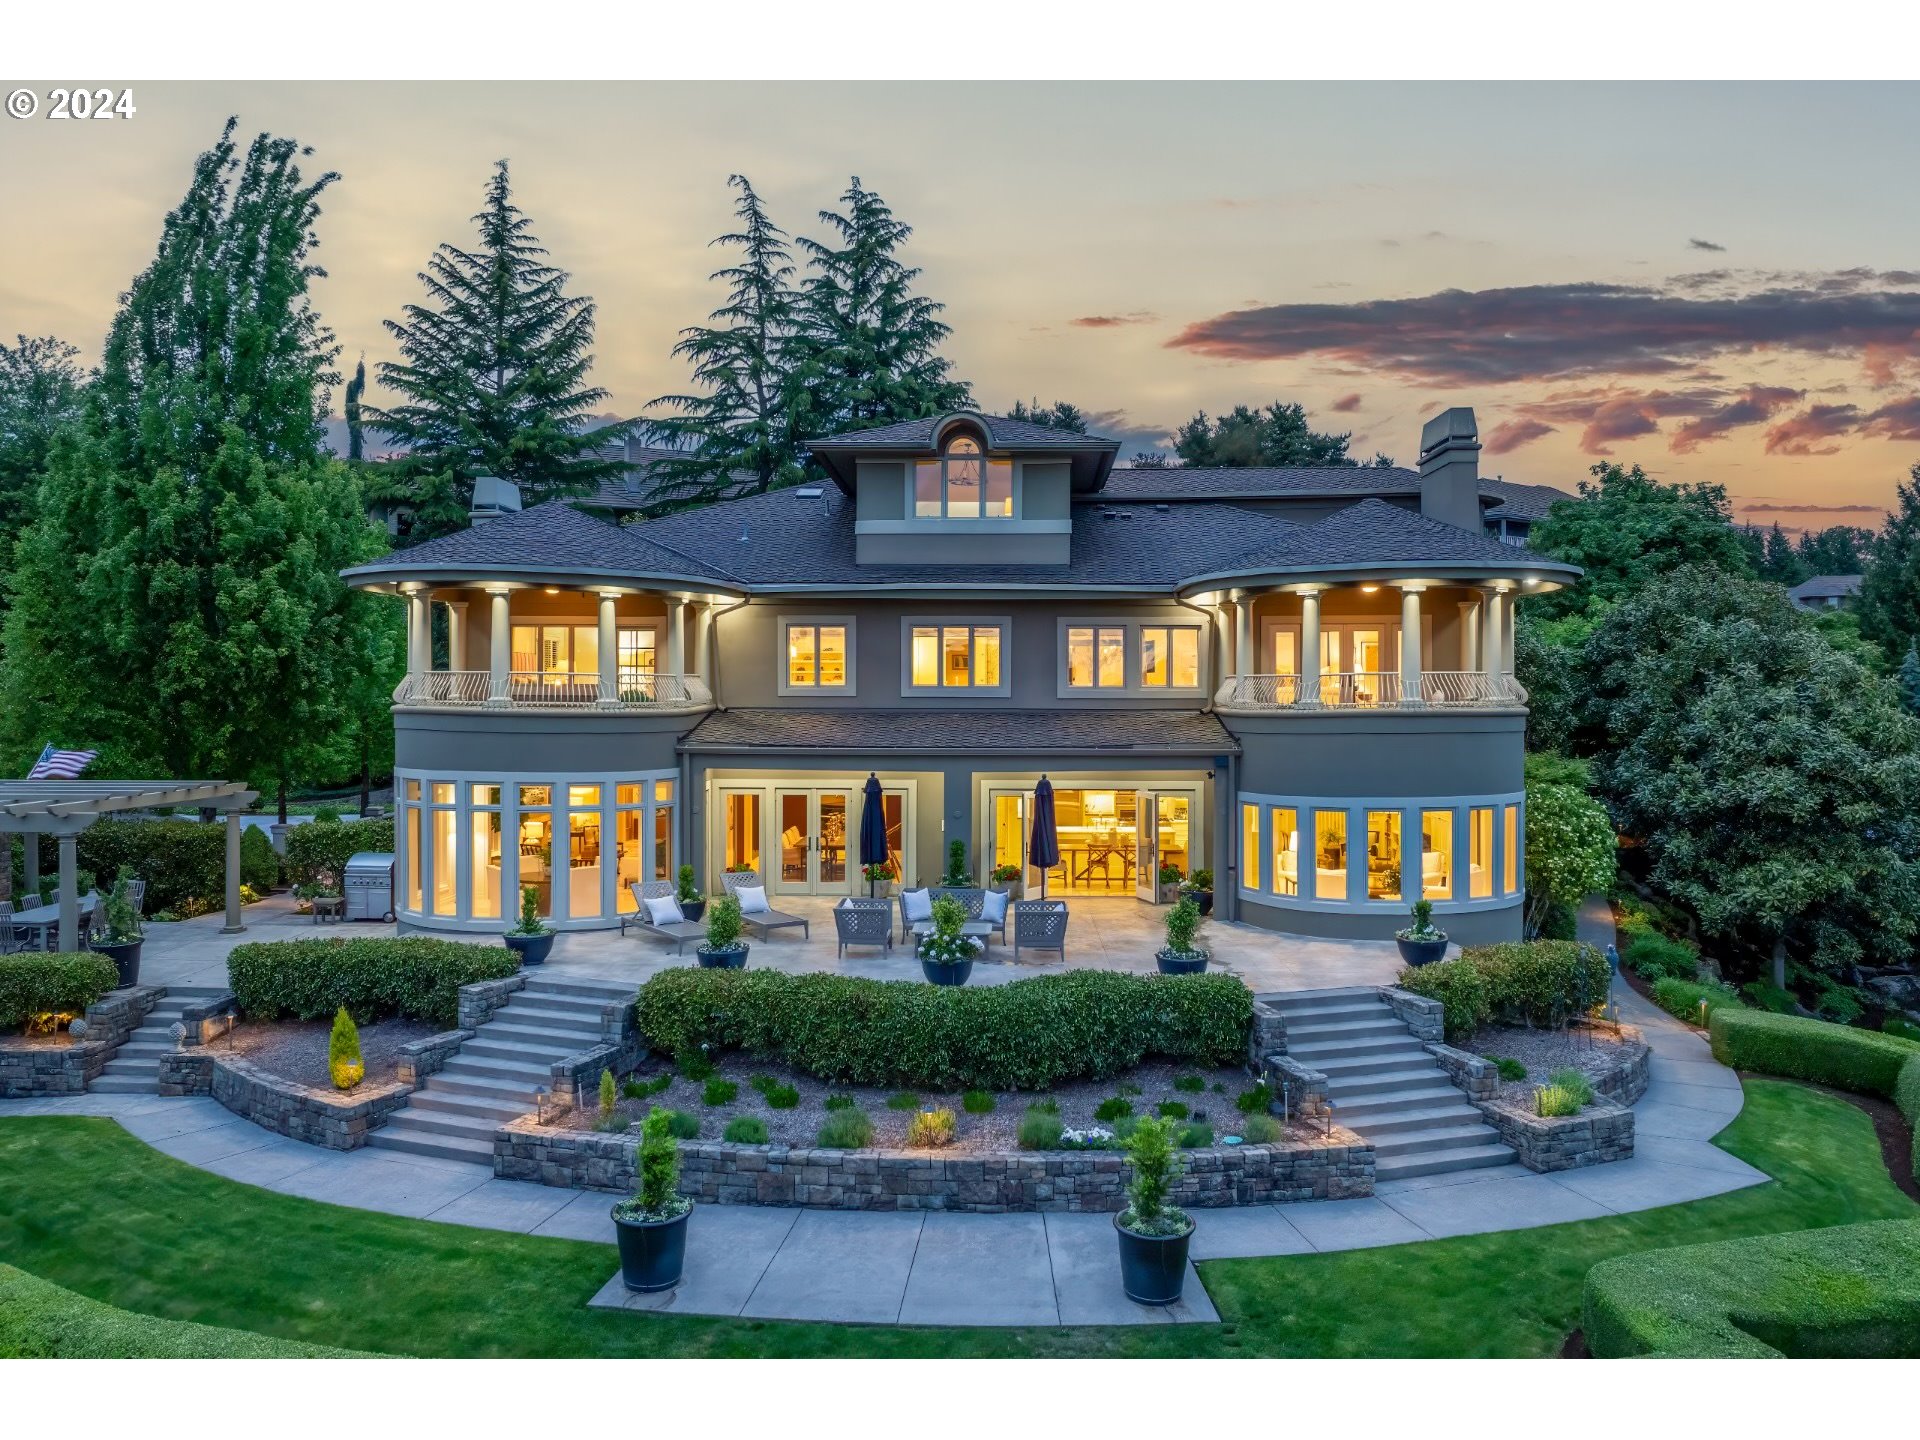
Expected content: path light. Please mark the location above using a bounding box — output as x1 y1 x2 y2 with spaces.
534 1087 549 1124
1322 1099 1334 1141
1278 1078 1292 1126
1698 998 1710 1029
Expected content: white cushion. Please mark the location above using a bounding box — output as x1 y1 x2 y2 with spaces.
734 885 770 914
902 887 933 922
643 895 684 926
979 889 1009 923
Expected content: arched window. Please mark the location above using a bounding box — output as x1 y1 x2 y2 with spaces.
914 431 1014 518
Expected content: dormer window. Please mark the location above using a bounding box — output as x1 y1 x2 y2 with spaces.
914 433 1014 518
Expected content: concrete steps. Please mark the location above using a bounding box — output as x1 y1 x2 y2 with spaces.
90 985 231 1095
366 973 637 1165
1266 987 1516 1184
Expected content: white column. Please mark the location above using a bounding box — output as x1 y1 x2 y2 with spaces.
693 603 713 685
404 586 429 681
597 590 620 706
1398 583 1425 706
221 811 245 935
56 833 79 953
665 597 686 678
1232 590 1252 680
1458 598 1481 673
1501 591 1517 677
1483 588 1508 678
486 587 511 706
1298 587 1323 706
447 602 468 672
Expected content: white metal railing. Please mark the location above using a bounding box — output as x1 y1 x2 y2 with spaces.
393 669 712 711
1216 671 1526 710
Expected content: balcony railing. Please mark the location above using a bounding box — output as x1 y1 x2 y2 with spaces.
393 669 713 711
1215 671 1528 711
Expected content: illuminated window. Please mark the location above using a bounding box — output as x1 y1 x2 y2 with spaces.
1141 626 1203 688
907 621 1006 691
1367 811 1401 902
1271 807 1299 897
1469 807 1494 899
618 627 656 695
1504 804 1520 895
1067 627 1095 687
782 620 852 692
1421 810 1453 900
1271 629 1298 675
1313 811 1347 901
912 432 1015 518
1241 803 1260 892
615 786 643 914
470 783 503 920
511 623 598 679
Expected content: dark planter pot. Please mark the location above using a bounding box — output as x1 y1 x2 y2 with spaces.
1395 935 1449 968
613 1204 692 1293
1156 949 1210 976
1192 890 1214 916
696 942 749 969
679 898 707 924
91 938 143 988
920 957 974 986
504 931 555 966
1114 1213 1194 1305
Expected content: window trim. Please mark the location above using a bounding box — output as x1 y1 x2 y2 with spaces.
776 615 857 696
1056 616 1208 698
899 615 1013 697
909 433 1019 521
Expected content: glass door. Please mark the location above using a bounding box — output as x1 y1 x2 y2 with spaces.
1134 790 1160 901
773 788 854 895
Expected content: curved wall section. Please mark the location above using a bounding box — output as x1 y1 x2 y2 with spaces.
394 708 691 775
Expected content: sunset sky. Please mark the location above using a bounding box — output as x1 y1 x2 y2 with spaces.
5 80 1920 526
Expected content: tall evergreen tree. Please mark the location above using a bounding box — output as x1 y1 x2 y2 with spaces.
1170 402 1356 467
1900 643 1920 717
1007 398 1088 432
1858 468 1920 659
373 160 626 535
792 177 970 437
644 175 808 509
1760 522 1810 585
0 334 85 540
343 355 367 461
1797 524 1872 575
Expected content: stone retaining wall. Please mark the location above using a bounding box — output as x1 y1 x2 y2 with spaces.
1478 1095 1634 1171
1592 1033 1652 1106
396 1029 470 1086
1381 986 1445 1043
457 974 524 1030
494 1118 1375 1212
157 1050 411 1149
0 986 161 1097
1426 1043 1499 1102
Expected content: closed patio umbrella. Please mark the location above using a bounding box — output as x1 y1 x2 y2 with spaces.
858 773 888 897
1029 775 1061 900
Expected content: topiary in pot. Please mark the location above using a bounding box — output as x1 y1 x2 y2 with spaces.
1395 898 1449 967
674 864 706 924
611 1108 693 1291
696 896 749 968
503 885 555 966
328 1007 364 1091
1156 896 1209 975
916 893 980 985
942 838 969 886
1180 868 1215 916
1114 1113 1194 1304
1156 862 1184 905
88 867 146 986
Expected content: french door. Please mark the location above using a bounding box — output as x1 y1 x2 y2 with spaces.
1133 790 1195 901
773 788 853 895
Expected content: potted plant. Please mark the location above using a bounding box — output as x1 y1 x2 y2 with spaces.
1156 862 1183 905
1179 868 1215 916
916 893 980 986
941 838 969 887
862 862 895 898
989 862 1023 900
674 864 706 924
696 895 750 968
503 884 555 966
88 867 144 986
612 1107 693 1292
1395 898 1449 967
1156 895 1210 975
1113 1113 1194 1305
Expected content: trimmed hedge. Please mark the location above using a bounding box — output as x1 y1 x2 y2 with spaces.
1897 1055 1920 1181
634 969 1253 1092
284 817 395 888
227 937 518 1029
1582 1218 1920 1357
0 953 120 1030
1395 941 1610 1041
37 819 280 914
1708 1007 1920 1101
0 1264 371 1358
1650 977 1742 1025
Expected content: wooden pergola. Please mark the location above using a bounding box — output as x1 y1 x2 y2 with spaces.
0 780 259 952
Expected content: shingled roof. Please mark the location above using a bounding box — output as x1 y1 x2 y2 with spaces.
1101 465 1424 501
808 412 1118 452
680 707 1238 754
1480 477 1574 523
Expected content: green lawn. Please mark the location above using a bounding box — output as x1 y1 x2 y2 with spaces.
0 1080 1910 1358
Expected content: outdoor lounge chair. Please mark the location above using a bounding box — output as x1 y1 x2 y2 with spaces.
719 870 811 941
619 880 708 955
1011 899 1068 962
832 897 893 957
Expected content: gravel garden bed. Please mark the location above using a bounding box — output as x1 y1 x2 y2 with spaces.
563 1053 1302 1152
0 1032 77 1052
220 1018 437 1091
1470 1022 1647 1104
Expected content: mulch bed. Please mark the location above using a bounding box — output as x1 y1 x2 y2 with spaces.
565 1053 1324 1152
0 1032 74 1052
1470 1023 1646 1104
220 1018 437 1091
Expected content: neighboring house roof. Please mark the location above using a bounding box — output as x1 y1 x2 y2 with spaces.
809 412 1115 452
1788 574 1864 601
1101 466 1425 502
680 707 1239 755
1479 477 1575 523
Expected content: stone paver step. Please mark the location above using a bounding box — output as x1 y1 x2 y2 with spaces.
364 1127 494 1164
88 1075 158 1094
461 1038 585 1066
111 1041 173 1060
1272 1003 1395 1029
521 977 638 1004
495 1004 607 1032
420 1073 540 1105
478 1021 602 1049
1374 1143 1516 1182
383 1107 505 1141
1323 1068 1451 1100
439 1054 552 1084
1328 1083 1471 1117
1283 1017 1410 1045
1309 1050 1438 1078
409 1090 530 1123
1331 1100 1487 1134
1371 1123 1506 1158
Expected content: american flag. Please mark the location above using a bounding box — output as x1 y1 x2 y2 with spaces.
26 744 98 780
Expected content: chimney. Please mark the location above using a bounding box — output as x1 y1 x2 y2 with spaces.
1417 407 1483 532
469 475 522 526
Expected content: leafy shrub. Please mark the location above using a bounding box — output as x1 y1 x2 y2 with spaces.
1547 1067 1595 1107
1400 941 1612 1040
1493 1057 1528 1081
624 1074 671 1100
702 896 744 952
1651 977 1742 1026
613 1109 691 1224
1173 1073 1206 1093
748 1074 799 1109
823 1094 856 1111
1017 1106 1065 1150
327 1007 363 1091
1094 1096 1133 1123
1811 977 1865 1026
1583 1218 1920 1357
885 1091 921 1111
1535 1084 1582 1117
55 819 227 915
702 1078 738 1107
961 1089 995 1114
675 1047 715 1081
1740 980 1798 1014
815 1107 873 1148
1175 1121 1212 1148
659 1109 701 1140
1239 1112 1283 1144
226 938 517 1029
906 1107 957 1148
0 953 119 1030
1235 1082 1272 1115
1883 1015 1920 1044
1710 1009 1920 1100
1623 932 1699 983
1162 896 1204 957
1156 1100 1189 1119
1028 1096 1059 1114
723 1116 768 1144
633 969 1253 1092
282 817 395 890
239 826 280 892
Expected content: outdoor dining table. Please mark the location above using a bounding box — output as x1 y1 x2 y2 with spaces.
7 892 103 951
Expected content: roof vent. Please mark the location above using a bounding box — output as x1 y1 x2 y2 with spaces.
795 487 823 498
1155 503 1170 513
469 475 522 526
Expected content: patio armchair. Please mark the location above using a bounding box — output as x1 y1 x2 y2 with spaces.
0 904 25 956
619 879 708 955
832 897 894 958
718 870 811 941
1011 899 1069 963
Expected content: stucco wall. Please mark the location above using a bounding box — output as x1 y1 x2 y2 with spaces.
394 708 687 774
1229 711 1523 797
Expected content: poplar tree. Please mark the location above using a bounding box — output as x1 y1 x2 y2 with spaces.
0 334 85 539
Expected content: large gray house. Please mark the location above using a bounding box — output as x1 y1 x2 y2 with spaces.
342 406 1578 945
